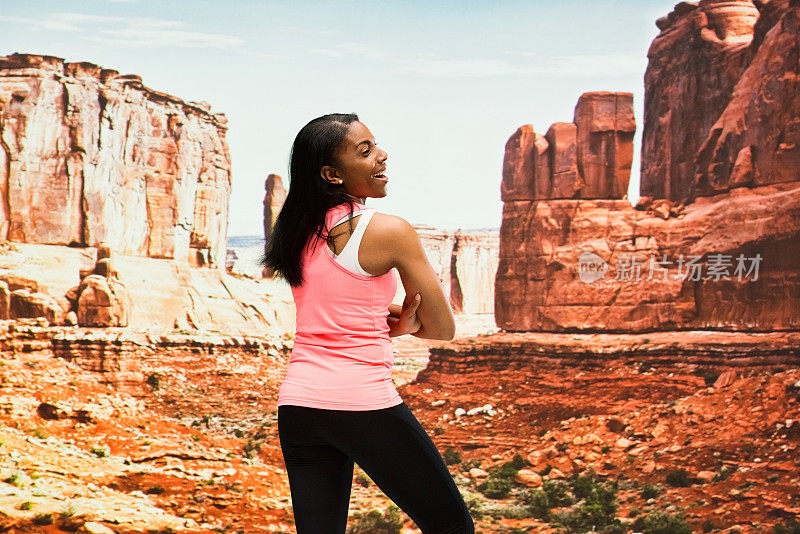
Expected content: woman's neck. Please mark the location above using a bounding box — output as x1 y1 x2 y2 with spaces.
345 193 366 205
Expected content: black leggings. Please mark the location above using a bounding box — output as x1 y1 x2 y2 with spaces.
277 401 475 534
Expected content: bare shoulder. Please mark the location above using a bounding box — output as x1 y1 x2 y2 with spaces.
368 212 414 237
365 212 424 263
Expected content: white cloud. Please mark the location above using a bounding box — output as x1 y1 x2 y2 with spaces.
0 13 246 51
309 41 645 79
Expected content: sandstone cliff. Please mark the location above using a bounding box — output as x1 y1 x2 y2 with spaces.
641 0 800 203
496 1 800 333
0 53 231 268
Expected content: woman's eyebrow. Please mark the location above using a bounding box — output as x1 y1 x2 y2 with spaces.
355 139 372 149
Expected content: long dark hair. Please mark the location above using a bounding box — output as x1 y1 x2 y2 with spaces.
260 113 361 287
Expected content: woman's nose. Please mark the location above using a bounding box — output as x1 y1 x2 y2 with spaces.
379 149 388 163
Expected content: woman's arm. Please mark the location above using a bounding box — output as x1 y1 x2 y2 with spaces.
378 217 456 341
387 295 421 337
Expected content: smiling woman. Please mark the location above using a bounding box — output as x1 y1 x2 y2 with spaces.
260 113 472 532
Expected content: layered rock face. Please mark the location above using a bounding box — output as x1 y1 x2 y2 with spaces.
496 1 800 333
502 92 635 201
413 226 499 315
695 1 800 196
261 174 286 278
0 53 231 267
639 0 794 203
263 174 286 234
495 183 800 332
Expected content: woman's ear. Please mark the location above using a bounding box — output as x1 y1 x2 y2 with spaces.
320 166 342 185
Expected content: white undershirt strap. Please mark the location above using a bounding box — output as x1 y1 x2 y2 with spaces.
331 209 377 277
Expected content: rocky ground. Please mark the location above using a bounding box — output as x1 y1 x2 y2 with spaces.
0 315 798 533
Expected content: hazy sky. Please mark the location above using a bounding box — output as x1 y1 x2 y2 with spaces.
1 0 673 235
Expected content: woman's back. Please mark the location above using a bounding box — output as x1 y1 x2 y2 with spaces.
276 201 401 410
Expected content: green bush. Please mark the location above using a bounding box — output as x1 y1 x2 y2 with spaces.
542 479 574 507
771 518 800 534
481 502 531 519
347 504 404 533
443 446 461 465
477 476 512 499
461 457 483 471
701 519 716 532
461 490 487 520
146 373 161 390
713 464 735 482
552 472 622 533
477 454 528 499
90 444 110 458
554 504 626 534
631 510 692 534
665 468 692 487
355 471 371 488
19 501 33 510
517 487 551 521
33 513 54 525
640 483 661 499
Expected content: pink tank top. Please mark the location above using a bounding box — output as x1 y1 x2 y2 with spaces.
276 201 403 410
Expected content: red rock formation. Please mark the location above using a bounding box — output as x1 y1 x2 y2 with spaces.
546 122 581 199
695 2 800 196
640 0 761 202
0 53 231 268
502 92 634 201
573 92 636 199
413 226 499 315
495 181 800 332
497 2 800 333
263 174 286 240
261 174 286 278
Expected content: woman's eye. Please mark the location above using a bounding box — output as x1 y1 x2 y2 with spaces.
362 150 370 157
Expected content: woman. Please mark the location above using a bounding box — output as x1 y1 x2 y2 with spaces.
261 113 475 534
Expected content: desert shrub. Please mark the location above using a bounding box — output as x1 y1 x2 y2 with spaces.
631 510 692 534
19 501 33 510
665 468 692 487
640 483 661 499
542 478 574 507
461 457 483 471
461 490 487 520
477 455 527 499
355 470 371 488
146 373 161 390
771 518 800 534
713 464 735 482
552 472 622 533
477 476 512 499
516 487 551 521
443 446 461 465
90 444 110 458
346 504 403 534
33 513 54 525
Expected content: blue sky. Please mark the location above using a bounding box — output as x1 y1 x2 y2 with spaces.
1 0 672 235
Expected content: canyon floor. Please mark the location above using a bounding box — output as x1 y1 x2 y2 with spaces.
0 315 798 534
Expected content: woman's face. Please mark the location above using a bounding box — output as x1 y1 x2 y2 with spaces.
322 121 389 201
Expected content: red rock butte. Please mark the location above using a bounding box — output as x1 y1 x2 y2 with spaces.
496 0 800 333
0 53 231 268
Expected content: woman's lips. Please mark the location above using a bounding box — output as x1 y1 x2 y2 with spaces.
373 173 388 183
